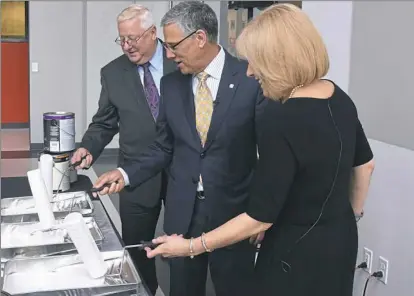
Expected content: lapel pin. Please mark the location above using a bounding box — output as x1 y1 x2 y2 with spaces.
229 84 234 88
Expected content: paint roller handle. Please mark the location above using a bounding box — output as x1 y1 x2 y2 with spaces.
139 241 162 250
124 241 162 251
89 181 119 193
70 154 90 168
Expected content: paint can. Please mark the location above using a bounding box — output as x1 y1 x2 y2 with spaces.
38 151 71 192
43 112 75 153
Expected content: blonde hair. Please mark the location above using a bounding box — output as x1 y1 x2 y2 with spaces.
236 3 329 100
117 4 154 29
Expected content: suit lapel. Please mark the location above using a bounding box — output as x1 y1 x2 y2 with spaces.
182 75 201 149
162 46 177 75
203 53 239 151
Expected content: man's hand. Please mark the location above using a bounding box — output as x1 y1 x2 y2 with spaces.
92 169 125 197
71 148 93 169
249 231 265 246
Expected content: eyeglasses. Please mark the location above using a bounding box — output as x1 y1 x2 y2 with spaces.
115 26 154 46
162 30 198 52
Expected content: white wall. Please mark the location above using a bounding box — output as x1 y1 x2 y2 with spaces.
29 1 223 149
353 140 414 296
86 1 133 149
29 1 84 145
349 2 414 295
302 1 353 93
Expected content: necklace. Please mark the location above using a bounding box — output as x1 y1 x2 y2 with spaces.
289 84 304 98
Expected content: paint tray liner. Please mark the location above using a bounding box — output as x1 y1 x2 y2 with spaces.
2 250 144 295
1 191 94 223
1 216 104 261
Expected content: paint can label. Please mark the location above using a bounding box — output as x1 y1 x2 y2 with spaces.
43 113 75 153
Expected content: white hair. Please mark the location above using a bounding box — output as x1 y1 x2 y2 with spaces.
117 4 154 29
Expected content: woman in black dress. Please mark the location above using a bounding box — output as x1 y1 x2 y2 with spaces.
147 4 375 295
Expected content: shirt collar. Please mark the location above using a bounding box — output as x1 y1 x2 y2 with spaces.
147 40 163 70
200 46 225 80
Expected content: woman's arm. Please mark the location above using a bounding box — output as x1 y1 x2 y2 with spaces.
147 214 272 258
192 213 272 255
351 118 375 216
350 159 375 215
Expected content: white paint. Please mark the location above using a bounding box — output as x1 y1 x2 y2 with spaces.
27 169 56 229
79 168 122 235
302 1 353 93
39 154 54 201
64 212 107 279
1 222 66 249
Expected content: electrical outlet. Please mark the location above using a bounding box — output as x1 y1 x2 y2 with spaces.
363 247 373 273
378 256 389 284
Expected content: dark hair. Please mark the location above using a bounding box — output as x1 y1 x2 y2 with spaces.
161 1 218 42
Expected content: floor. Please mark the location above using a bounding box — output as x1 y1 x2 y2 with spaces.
1 128 216 296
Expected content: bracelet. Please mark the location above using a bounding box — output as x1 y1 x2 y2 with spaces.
189 237 195 259
201 232 213 252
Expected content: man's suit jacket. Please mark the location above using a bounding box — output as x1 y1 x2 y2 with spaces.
81 46 176 207
122 50 267 234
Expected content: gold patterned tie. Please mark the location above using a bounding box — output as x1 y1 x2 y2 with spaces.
195 72 214 146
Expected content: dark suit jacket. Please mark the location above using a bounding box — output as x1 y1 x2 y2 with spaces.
81 45 176 207
122 50 267 235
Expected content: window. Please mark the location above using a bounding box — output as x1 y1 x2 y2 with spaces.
1 1 28 40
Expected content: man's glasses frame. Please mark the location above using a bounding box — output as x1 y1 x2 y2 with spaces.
161 30 198 52
115 25 154 46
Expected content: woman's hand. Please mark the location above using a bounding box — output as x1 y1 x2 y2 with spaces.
249 231 265 245
145 234 190 259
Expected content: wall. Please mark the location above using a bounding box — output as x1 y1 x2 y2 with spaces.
349 2 414 296
29 1 225 148
352 140 413 296
349 1 414 150
1 42 29 124
1 1 29 125
29 1 84 147
85 1 133 149
302 1 353 93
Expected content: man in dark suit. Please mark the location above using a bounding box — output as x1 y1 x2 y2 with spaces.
71 4 176 295
93 2 267 296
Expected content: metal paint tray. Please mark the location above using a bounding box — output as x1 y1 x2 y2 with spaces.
1 191 94 223
1 216 104 261
2 250 145 296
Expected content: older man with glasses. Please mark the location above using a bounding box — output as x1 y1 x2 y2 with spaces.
71 4 176 294
94 2 268 295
